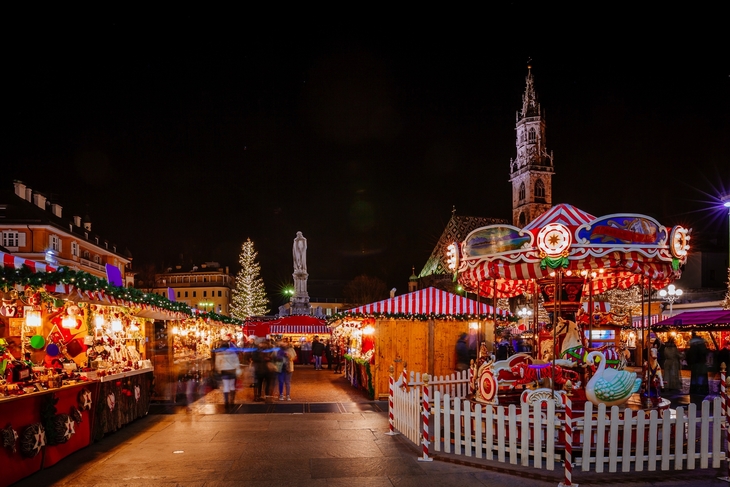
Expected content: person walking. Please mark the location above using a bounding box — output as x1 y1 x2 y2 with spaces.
687 332 709 396
214 338 240 409
455 333 469 372
312 335 325 370
252 340 270 402
333 339 343 374
301 338 312 366
325 339 333 370
662 337 682 391
277 338 296 401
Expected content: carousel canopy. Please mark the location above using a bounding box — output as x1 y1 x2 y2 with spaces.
652 310 730 330
456 203 690 299
343 287 508 317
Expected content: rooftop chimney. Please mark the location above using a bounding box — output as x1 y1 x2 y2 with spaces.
13 181 27 200
73 215 81 227
51 203 62 218
32 193 47 210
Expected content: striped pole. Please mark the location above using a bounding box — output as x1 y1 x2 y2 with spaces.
559 396 576 487
386 365 398 436
418 373 433 462
401 363 409 392
468 359 474 395
721 363 727 419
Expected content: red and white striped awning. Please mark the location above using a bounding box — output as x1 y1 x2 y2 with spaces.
269 324 331 334
632 315 661 327
345 287 508 316
523 203 596 232
582 301 611 313
0 251 67 293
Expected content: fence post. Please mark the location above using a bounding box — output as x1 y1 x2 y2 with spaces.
721 375 730 482
559 395 576 487
386 365 398 436
418 373 433 462
721 363 727 420
401 362 409 392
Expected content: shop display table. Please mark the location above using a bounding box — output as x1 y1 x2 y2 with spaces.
93 368 153 441
0 380 98 487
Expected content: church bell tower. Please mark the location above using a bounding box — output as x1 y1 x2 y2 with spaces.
510 64 554 227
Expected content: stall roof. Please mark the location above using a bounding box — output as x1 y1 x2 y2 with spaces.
247 314 330 336
653 310 730 330
343 287 509 317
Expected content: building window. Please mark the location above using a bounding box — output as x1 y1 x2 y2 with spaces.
519 182 526 201
71 241 79 257
83 250 90 259
2 231 24 248
193 291 197 298
528 127 536 142
218 291 222 297
177 291 181 298
50 234 61 252
94 255 101 264
185 291 188 298
203 291 207 297
534 179 545 198
519 212 526 227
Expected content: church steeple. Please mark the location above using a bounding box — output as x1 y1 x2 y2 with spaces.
510 62 554 227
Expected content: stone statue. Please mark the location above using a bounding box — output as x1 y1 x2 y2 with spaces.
293 231 307 272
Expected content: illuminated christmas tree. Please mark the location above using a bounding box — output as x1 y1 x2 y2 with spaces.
230 238 269 319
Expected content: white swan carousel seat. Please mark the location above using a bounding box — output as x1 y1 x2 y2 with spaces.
584 350 641 407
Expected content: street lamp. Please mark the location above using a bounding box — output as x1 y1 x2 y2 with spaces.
659 284 683 317
518 306 533 327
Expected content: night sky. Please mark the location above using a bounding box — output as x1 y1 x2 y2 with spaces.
5 15 729 301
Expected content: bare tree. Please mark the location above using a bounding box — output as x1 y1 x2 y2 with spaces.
343 275 389 308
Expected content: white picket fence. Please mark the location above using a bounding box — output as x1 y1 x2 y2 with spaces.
391 370 728 476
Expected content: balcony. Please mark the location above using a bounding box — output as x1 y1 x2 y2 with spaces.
80 257 105 272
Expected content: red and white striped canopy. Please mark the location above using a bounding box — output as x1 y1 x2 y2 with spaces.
457 204 684 299
0 251 67 293
345 287 508 317
247 315 330 336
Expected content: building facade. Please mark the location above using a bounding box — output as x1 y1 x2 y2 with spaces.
0 181 132 284
152 263 234 315
510 65 554 227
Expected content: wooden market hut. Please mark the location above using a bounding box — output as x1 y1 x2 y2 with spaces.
330 287 510 399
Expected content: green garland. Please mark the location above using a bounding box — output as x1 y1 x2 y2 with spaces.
329 311 516 323
0 264 244 326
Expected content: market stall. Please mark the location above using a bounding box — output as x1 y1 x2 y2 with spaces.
247 315 331 365
329 287 510 399
652 310 730 360
0 251 245 483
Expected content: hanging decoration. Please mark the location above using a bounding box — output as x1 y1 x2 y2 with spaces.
19 423 45 458
70 406 83 424
78 388 93 411
49 414 75 444
107 393 116 412
2 424 18 454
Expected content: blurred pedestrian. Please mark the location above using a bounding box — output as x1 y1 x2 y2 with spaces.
325 339 333 370
277 338 296 401
312 335 325 370
662 337 681 391
215 338 240 409
333 339 343 374
687 332 709 395
301 338 312 366
455 333 469 372
252 340 269 402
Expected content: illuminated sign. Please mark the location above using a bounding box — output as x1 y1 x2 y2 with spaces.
577 215 665 245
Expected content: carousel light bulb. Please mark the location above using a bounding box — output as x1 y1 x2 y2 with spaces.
62 314 76 329
581 270 588 277
25 309 42 328
111 319 123 332
565 270 572 276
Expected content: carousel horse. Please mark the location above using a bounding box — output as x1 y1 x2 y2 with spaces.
510 361 580 389
640 346 664 407
558 317 626 370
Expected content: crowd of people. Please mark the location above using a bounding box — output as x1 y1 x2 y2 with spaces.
204 334 346 408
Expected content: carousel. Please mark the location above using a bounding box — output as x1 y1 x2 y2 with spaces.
450 203 691 412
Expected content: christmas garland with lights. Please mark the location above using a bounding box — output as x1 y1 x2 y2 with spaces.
0 264 244 326
329 311 516 323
